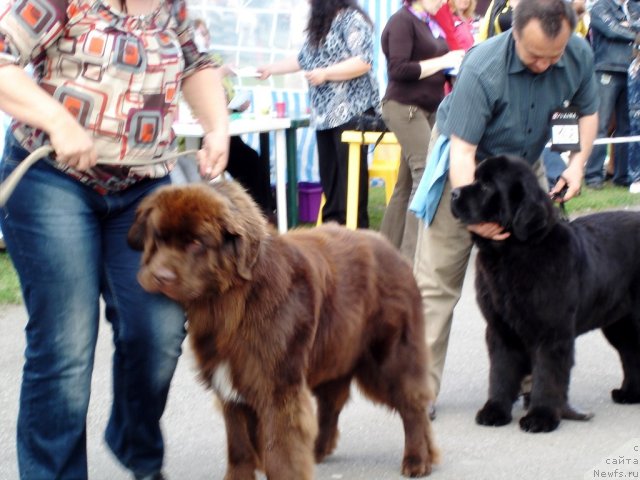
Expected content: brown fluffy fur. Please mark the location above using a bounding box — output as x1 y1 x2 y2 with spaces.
128 181 439 479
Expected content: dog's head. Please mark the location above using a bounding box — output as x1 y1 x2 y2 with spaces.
450 155 557 242
127 181 268 302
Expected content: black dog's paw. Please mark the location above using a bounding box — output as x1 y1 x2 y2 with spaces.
476 400 512 426
611 388 640 404
519 406 560 433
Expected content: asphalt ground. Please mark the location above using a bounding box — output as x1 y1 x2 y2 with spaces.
1 250 639 480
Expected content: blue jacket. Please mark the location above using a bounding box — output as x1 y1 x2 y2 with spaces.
590 0 640 72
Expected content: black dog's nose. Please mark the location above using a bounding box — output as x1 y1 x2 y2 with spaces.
451 188 461 202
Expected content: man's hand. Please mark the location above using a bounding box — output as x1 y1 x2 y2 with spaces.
467 222 511 240
549 160 583 202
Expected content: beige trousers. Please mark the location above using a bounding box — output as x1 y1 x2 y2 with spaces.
413 132 548 397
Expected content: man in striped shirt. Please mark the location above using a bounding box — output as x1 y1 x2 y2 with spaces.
413 0 599 412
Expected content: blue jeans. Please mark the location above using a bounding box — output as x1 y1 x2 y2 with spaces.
584 71 631 186
628 62 640 184
0 133 186 479
542 147 566 189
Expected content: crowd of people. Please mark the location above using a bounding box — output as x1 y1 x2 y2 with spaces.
0 0 638 478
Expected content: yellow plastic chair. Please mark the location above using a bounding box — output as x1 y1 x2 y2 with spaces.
343 131 399 229
369 143 401 205
316 194 326 226
316 132 400 227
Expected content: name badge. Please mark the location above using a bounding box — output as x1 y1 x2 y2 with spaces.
550 104 580 152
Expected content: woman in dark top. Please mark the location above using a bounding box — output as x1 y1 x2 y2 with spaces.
379 0 464 260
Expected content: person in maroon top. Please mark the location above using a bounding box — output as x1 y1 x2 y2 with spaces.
379 0 464 261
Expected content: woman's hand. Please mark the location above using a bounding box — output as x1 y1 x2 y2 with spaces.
442 49 465 70
304 68 328 86
256 65 272 81
47 113 97 171
198 128 229 180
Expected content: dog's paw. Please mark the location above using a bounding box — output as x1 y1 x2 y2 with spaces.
475 400 512 426
611 388 640 404
314 438 337 463
401 454 432 478
519 406 560 433
223 464 257 480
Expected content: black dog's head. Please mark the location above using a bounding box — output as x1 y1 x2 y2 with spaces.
450 155 557 242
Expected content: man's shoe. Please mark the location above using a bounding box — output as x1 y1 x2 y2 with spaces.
585 181 604 190
630 182 640 194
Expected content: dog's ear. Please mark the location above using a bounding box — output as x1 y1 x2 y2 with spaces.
511 198 549 241
222 217 259 281
128 200 153 251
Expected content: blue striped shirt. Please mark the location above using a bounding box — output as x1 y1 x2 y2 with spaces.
436 30 599 164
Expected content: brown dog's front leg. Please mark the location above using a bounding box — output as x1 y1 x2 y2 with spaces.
262 387 318 480
222 401 263 480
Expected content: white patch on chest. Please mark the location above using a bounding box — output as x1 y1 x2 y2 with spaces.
211 361 244 403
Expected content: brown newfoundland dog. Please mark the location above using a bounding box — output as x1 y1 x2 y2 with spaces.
127 181 438 479
450 155 640 433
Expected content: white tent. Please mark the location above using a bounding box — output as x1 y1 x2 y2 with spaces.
186 0 397 182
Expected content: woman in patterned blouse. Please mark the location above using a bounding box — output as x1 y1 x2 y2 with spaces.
0 1 229 479
257 0 380 228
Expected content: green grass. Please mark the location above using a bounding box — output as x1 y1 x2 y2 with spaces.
1 182 640 306
0 251 22 305
563 182 640 215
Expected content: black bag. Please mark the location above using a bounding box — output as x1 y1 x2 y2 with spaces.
347 111 388 133
346 108 389 151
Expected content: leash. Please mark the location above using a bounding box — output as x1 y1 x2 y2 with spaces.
550 175 571 220
0 146 199 207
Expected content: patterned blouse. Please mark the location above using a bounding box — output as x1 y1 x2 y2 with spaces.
0 0 215 193
298 8 380 131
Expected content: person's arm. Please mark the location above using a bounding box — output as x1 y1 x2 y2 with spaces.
0 65 97 170
550 112 598 201
590 1 636 40
450 134 510 240
449 134 479 188
181 67 230 180
384 13 464 80
257 56 301 80
419 51 466 78
477 0 496 41
304 56 371 86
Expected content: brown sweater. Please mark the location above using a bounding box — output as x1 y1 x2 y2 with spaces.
381 7 449 112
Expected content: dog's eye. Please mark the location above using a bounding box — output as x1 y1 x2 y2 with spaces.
187 239 206 256
480 183 492 193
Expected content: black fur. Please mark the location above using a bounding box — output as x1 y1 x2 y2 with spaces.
451 155 640 433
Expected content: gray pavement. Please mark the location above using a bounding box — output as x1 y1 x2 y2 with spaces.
1 251 639 480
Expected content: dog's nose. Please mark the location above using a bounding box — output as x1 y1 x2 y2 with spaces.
153 267 177 285
451 188 461 202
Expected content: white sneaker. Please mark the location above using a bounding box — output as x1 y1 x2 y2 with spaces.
630 182 640 194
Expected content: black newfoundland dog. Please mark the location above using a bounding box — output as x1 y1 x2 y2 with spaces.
450 155 640 433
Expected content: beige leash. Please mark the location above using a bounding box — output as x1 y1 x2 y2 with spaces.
0 146 199 207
